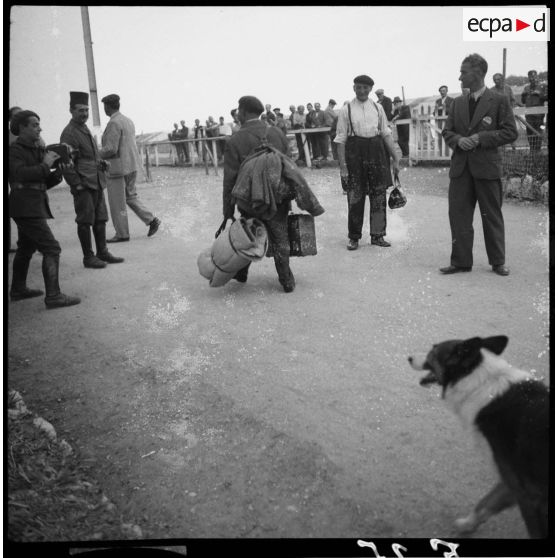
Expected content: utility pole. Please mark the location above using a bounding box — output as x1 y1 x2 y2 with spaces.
80 7 100 129
502 48 507 80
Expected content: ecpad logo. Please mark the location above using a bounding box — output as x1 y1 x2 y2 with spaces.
463 8 549 42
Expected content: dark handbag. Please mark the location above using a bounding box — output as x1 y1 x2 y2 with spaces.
388 175 407 209
266 213 317 257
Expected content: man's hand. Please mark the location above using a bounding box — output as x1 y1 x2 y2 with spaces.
339 164 349 180
457 136 477 151
392 157 401 177
98 160 110 171
43 151 60 168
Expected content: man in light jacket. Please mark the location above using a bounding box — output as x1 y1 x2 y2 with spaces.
100 94 161 242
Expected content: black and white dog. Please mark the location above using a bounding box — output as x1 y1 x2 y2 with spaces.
408 335 549 538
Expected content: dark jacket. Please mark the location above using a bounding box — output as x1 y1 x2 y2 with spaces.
378 97 393 121
442 89 518 179
9 137 62 219
60 119 106 191
434 95 454 116
222 120 289 216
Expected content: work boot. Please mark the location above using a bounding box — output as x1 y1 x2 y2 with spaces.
10 253 44 301
275 256 295 293
148 217 161 237
77 224 106 268
93 222 124 264
42 254 81 309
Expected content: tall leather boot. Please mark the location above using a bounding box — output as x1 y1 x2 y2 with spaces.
78 224 106 268
93 222 124 264
10 253 44 301
233 262 251 283
42 254 81 309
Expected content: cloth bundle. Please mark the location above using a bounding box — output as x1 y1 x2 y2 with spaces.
197 217 268 287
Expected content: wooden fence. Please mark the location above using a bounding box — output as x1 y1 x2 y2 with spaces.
137 107 548 175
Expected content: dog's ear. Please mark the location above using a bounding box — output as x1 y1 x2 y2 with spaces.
450 337 484 369
481 335 509 355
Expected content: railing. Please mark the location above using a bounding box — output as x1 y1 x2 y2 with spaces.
138 107 548 175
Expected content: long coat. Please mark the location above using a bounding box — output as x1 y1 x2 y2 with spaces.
9 137 62 219
442 89 518 180
60 119 106 190
99 111 143 177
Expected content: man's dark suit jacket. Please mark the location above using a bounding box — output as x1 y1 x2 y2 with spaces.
442 89 518 180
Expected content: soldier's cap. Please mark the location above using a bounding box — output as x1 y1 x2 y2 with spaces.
10 110 39 135
70 91 89 106
353 75 374 87
101 94 120 104
393 96 402 103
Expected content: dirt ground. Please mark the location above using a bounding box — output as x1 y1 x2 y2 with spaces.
7 165 550 550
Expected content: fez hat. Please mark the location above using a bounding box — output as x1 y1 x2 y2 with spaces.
70 91 89 106
393 96 402 103
10 110 39 136
354 75 374 87
101 93 120 105
329 99 337 105
375 89 384 95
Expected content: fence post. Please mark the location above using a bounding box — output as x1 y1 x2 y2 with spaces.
145 146 151 182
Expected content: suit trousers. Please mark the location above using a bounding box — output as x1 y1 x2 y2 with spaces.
106 172 154 238
448 164 505 268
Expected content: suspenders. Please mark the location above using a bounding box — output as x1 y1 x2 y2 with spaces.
347 100 381 138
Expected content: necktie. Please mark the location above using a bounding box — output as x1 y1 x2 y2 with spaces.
468 95 477 120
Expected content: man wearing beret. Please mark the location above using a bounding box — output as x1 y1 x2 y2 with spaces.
222 95 295 292
441 53 517 276
334 75 400 250
60 91 124 268
99 93 161 242
9 110 81 308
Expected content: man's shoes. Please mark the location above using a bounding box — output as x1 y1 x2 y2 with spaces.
371 236 391 247
107 236 130 243
492 264 510 276
439 265 472 274
97 251 124 264
83 255 107 269
347 239 359 251
10 287 44 301
148 218 161 237
45 293 81 309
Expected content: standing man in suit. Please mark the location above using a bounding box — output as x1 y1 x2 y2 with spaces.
100 94 161 243
60 91 124 269
375 89 393 121
440 53 518 277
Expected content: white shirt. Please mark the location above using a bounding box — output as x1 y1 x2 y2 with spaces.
334 97 390 144
471 85 487 102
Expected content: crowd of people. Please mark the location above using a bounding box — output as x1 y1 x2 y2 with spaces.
7 60 546 308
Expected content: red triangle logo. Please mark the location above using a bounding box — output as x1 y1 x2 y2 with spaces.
516 19 530 31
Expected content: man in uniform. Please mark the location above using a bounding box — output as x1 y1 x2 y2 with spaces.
9 110 81 309
441 53 517 277
100 93 161 242
60 91 124 269
222 95 295 292
335 75 400 250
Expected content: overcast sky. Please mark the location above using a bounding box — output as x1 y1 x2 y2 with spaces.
9 5 548 144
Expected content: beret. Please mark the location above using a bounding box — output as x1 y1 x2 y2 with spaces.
375 89 384 95
329 99 337 105
70 91 89 106
438 85 448 91
10 110 39 135
101 93 120 104
353 75 374 86
393 96 402 103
